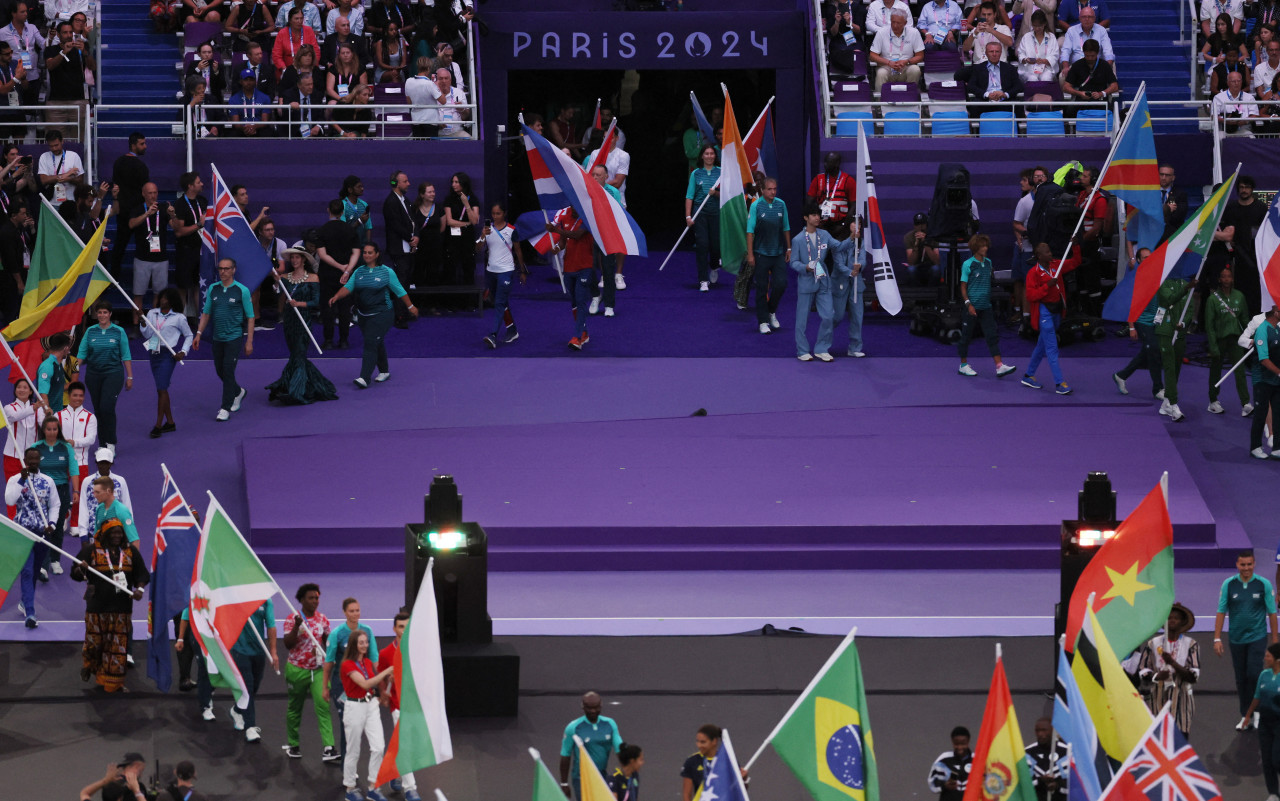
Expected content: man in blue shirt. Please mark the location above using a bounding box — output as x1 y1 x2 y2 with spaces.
194 258 254 421
559 691 622 798
1250 306 1280 459
1215 550 1279 727
228 70 272 137
746 178 790 334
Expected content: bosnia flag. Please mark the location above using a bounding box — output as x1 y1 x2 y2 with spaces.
963 649 1035 801
766 630 878 801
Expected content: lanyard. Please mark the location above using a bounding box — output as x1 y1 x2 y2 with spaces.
0 64 11 84
390 3 402 26
356 658 372 679
104 546 122 574
287 29 300 57
146 209 160 234
820 173 845 200
0 190 8 215
185 195 201 222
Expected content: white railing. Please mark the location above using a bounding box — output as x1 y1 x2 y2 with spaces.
1185 0 1199 98
197 102 478 138
812 0 834 136
827 99 1115 136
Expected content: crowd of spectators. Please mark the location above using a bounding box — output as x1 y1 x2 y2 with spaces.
0 0 96 142
1199 0 1280 135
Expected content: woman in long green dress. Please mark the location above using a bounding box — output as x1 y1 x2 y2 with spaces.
266 248 338 405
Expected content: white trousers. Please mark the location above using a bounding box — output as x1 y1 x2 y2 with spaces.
391 709 418 791
342 698 385 790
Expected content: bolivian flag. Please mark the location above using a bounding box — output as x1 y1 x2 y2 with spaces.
963 649 1035 801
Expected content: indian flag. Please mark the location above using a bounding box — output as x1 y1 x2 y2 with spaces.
963 649 1035 801
376 557 453 787
189 495 277 709
718 88 753 276
0 515 36 611
22 196 112 316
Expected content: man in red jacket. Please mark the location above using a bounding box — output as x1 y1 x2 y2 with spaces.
1022 241 1078 395
377 611 420 801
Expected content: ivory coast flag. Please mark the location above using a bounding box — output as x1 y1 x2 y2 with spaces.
963 650 1035 801
768 629 878 801
0 514 36 611
375 557 453 787
189 495 277 710
1072 604 1152 762
21 196 112 315
718 87 753 276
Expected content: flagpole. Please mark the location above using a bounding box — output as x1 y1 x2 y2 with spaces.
1215 345 1255 388
1052 83 1147 280
720 730 752 800
540 208 567 293
1172 163 1242 344
742 626 858 771
8 518 127 590
273 272 324 355
246 621 281 675
205 491 326 660
0 332 49 407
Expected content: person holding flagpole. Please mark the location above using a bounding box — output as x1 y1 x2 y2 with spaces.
194 257 255 422
266 248 337 405
377 611 422 801
790 202 857 362
5 445 58 628
71 517 148 692
282 582 337 762
685 144 721 294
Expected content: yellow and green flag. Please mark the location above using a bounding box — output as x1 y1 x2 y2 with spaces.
1072 604 1153 762
21 197 111 316
963 649 1035 801
768 629 878 801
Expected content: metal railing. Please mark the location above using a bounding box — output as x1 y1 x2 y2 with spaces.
1185 0 1199 98
826 98 1116 136
812 0 834 133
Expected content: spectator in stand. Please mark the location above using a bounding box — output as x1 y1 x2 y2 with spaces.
965 41 1024 105
1062 40 1120 102
0 43 29 139
322 15 368 70
1203 12 1248 74
37 129 83 205
404 57 438 138
961 2 1014 64
1255 0 1280 33
325 0 364 36
1011 0 1058 41
273 7 320 80
48 0 96 29
1255 23 1279 67
1254 39 1280 99
44 20 93 142
1057 0 1110 31
182 0 224 23
430 41 466 94
274 0 321 37
326 43 368 106
1213 70 1259 136
128 183 171 331
1059 6 1114 76
870 8 925 90
334 83 374 137
1206 266 1252 414
432 66 470 139
1211 43 1250 99
374 21 410 84
866 0 913 41
823 1 866 75
224 0 276 53
0 2 43 112
433 0 474 59
185 76 218 138
367 0 415 41
1201 0 1245 38
1017 10 1059 83
227 69 272 137
918 0 963 51
109 135 148 284
185 41 225 103
277 43 323 98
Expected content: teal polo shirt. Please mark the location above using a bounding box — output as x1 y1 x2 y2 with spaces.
75 324 130 374
747 197 789 256
33 440 77 487
232 599 275 657
202 281 254 342
325 621 377 667
960 257 994 310
685 167 721 211
37 354 66 412
1257 668 1280 719
560 714 622 781
1219 574 1277 644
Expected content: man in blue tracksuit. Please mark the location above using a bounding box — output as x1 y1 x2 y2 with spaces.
194 258 255 422
830 218 865 357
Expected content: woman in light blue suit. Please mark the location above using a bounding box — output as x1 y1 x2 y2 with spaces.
829 216 865 358
789 202 857 362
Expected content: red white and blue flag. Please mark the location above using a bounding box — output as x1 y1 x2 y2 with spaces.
146 465 201 693
742 102 779 180
198 164 275 298
515 208 573 256
1256 193 1280 310
1098 706 1221 801
521 121 646 258
856 125 902 315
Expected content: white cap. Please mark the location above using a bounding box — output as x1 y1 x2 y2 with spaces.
95 447 114 463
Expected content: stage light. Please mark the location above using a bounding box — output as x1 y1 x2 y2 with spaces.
1054 472 1119 652
1072 528 1117 548
427 530 468 551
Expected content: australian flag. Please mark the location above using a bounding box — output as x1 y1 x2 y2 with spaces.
199 163 274 305
146 467 201 692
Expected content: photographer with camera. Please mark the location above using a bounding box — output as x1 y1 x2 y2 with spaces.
43 20 93 141
79 753 157 801
1212 70 1259 137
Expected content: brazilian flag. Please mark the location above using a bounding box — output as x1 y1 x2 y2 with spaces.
767 631 878 801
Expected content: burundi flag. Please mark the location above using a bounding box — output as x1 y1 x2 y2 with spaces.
768 629 878 801
718 87 753 275
530 749 568 801
189 495 277 710
1 213 111 382
22 196 111 316
1072 605 1153 763
1102 170 1238 322
1098 86 1163 252
963 648 1036 801
0 515 37 611
375 557 453 787
1054 645 1112 801
856 125 902 316
1063 474 1174 659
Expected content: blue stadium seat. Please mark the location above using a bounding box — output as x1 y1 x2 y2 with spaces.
930 110 969 136
883 110 921 136
1025 110 1065 136
1076 108 1113 133
835 110 874 137
978 111 1016 137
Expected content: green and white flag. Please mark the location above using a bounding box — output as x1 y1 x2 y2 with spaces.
529 748 566 801
189 495 277 709
718 87 753 275
376 557 453 786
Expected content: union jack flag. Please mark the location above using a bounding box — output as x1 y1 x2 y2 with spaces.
195 163 274 293
200 168 238 254
147 465 202 692
152 471 198 571
1099 708 1221 801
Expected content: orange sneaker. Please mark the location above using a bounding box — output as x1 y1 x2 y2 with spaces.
569 337 583 350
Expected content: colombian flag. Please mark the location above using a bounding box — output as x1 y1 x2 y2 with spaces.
1 212 111 381
1099 87 1162 251
963 650 1035 801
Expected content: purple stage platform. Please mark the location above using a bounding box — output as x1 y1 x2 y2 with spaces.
244 402 1234 573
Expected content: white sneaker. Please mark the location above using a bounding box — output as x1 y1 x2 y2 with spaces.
851 351 866 358
1207 401 1224 414
709 268 719 284
615 273 626 290
353 377 368 389
758 323 772 335
1159 399 1171 416
604 307 615 317
699 282 709 292
958 364 978 376
16 602 24 618
589 297 601 315
230 388 246 412
815 352 834 362
374 372 390 383
769 314 780 329
797 353 813 361
1169 404 1185 422
229 706 245 731
1263 793 1278 801
126 654 134 666
202 705 215 722
245 727 262 743
1243 402 1256 416
216 409 230 422
1156 389 1165 400
1253 447 1270 460
737 302 747 310
597 277 604 288
1112 373 1128 395
50 562 63 575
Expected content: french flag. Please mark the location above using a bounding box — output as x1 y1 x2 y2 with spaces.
1257 195 1280 310
522 122 646 258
